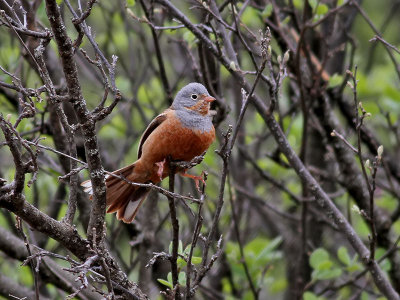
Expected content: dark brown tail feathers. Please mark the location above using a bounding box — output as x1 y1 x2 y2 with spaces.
115 187 150 223
81 161 150 223
105 162 151 223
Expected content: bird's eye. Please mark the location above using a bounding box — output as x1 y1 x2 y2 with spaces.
191 94 198 100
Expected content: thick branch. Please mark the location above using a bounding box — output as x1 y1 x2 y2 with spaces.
44 0 106 245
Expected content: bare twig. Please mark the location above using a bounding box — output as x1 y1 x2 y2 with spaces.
347 67 378 261
15 217 40 300
227 175 259 299
185 173 206 299
167 159 181 299
369 35 400 55
331 129 358 154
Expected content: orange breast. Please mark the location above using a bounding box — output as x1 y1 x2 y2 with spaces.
138 110 215 182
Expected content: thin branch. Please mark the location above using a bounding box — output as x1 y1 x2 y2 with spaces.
15 217 40 300
167 159 180 299
331 129 358 154
185 174 206 299
227 175 259 299
369 35 400 54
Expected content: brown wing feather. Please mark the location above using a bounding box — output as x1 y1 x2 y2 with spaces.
137 111 169 158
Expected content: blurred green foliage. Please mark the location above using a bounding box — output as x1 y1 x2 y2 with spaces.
1 0 400 299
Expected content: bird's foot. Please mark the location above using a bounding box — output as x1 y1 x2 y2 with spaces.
180 170 206 191
155 159 167 181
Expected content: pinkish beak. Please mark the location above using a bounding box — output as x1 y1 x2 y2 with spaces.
203 95 216 103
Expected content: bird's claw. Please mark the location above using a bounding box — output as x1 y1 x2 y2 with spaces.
180 170 206 191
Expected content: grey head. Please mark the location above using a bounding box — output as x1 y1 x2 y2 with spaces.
171 83 211 110
171 82 215 132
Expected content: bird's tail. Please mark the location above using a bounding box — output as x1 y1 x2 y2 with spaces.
81 161 150 223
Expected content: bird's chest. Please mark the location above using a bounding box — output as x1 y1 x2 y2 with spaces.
159 111 214 159
141 115 214 163
170 126 215 161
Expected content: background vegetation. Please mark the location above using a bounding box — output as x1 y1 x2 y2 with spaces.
1 0 400 299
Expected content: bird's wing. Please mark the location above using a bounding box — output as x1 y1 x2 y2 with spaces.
137 110 169 158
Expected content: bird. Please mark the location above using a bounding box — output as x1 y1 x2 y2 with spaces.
81 83 216 223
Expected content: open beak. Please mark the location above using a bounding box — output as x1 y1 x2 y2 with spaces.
202 95 216 103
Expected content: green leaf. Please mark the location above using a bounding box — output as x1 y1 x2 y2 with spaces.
337 246 351 266
293 0 303 9
261 4 273 18
328 73 344 88
184 244 192 255
178 240 183 254
347 263 362 273
380 257 391 272
244 236 283 266
126 0 135 6
269 278 287 293
310 248 330 270
308 0 318 10
192 257 202 264
183 31 196 48
258 236 283 256
20 266 33 286
361 291 369 300
115 76 131 95
178 272 186 286
347 255 362 272
282 16 291 24
169 242 172 254
240 6 262 27
315 4 329 16
376 248 392 272
157 279 173 289
318 260 333 271
303 291 319 300
177 257 187 269
167 272 173 287
312 268 342 280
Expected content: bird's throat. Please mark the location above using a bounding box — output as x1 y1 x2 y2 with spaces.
187 100 210 116
175 109 213 133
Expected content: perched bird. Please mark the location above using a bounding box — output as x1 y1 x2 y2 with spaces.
81 83 215 223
